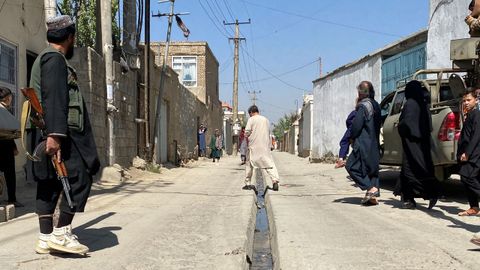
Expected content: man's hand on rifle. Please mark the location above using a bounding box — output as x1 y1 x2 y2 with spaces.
46 136 62 162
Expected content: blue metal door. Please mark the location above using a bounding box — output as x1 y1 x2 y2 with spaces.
381 43 426 99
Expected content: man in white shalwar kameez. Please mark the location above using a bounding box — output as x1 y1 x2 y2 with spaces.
243 105 280 191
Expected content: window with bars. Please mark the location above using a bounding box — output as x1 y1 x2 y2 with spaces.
172 56 197 87
0 40 17 117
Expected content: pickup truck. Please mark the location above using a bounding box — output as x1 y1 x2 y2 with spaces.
379 71 463 181
380 38 480 180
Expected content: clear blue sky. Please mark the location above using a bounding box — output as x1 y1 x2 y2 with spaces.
147 0 430 124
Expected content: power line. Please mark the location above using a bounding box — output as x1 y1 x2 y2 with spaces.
243 49 308 92
221 0 236 21
242 0 401 38
257 98 295 112
209 0 234 35
251 0 338 40
198 0 229 38
221 58 318 85
239 43 256 91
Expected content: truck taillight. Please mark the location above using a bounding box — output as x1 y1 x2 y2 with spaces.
438 112 460 141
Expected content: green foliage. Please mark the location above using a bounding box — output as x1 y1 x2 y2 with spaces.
57 0 120 48
273 112 298 141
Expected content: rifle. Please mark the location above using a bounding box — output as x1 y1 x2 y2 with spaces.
21 87 75 209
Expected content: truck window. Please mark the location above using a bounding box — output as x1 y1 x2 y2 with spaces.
390 92 405 115
439 86 454 101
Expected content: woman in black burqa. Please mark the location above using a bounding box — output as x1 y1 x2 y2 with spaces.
395 80 439 209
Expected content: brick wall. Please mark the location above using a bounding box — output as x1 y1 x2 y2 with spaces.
69 47 138 169
140 46 223 163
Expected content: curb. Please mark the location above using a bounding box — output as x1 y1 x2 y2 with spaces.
243 193 258 270
265 192 281 270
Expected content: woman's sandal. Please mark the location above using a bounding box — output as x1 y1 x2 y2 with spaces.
361 191 380 205
458 208 480 216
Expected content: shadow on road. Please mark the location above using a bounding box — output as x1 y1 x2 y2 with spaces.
332 197 363 205
50 212 120 258
76 212 120 252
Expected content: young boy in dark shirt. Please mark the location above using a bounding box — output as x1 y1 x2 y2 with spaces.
457 90 480 216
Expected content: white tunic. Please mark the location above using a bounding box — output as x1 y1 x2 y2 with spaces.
245 114 275 168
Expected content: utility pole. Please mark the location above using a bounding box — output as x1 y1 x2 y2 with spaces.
44 0 56 19
144 0 151 161
319 57 322 77
151 0 189 163
123 0 137 54
224 19 250 156
248 90 261 105
100 0 116 166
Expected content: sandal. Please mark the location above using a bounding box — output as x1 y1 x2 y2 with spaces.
458 208 480 216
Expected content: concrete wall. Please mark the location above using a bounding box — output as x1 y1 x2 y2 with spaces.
287 121 299 155
298 98 313 157
427 0 470 69
312 56 382 160
113 62 137 166
69 47 138 169
140 47 223 163
69 48 108 167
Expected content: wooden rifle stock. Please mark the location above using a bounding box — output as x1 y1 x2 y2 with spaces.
21 88 43 115
21 87 45 129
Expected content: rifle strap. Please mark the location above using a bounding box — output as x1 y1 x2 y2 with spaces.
20 100 36 161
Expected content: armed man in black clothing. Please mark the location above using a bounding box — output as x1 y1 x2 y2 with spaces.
28 15 100 255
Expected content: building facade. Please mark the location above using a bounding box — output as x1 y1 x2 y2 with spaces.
311 30 427 160
298 95 314 157
140 42 223 163
151 42 219 107
0 0 47 173
310 0 471 161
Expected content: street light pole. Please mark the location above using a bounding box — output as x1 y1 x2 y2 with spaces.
150 0 189 163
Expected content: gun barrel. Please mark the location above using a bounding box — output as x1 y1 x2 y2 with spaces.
51 156 75 209
59 176 74 209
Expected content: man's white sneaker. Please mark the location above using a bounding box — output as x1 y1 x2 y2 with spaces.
47 225 89 254
35 233 51 254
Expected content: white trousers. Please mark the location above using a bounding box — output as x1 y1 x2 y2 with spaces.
245 160 280 186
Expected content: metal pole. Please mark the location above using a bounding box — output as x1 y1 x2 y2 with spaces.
248 90 260 105
233 21 239 123
224 19 250 156
144 0 151 161
101 0 115 166
151 0 175 163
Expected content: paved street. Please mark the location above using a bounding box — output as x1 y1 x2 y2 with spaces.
268 152 480 270
0 157 256 270
2 152 480 269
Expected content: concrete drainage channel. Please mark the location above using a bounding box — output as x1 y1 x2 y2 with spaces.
249 169 274 270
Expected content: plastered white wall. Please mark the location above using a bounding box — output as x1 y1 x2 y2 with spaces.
311 56 382 160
